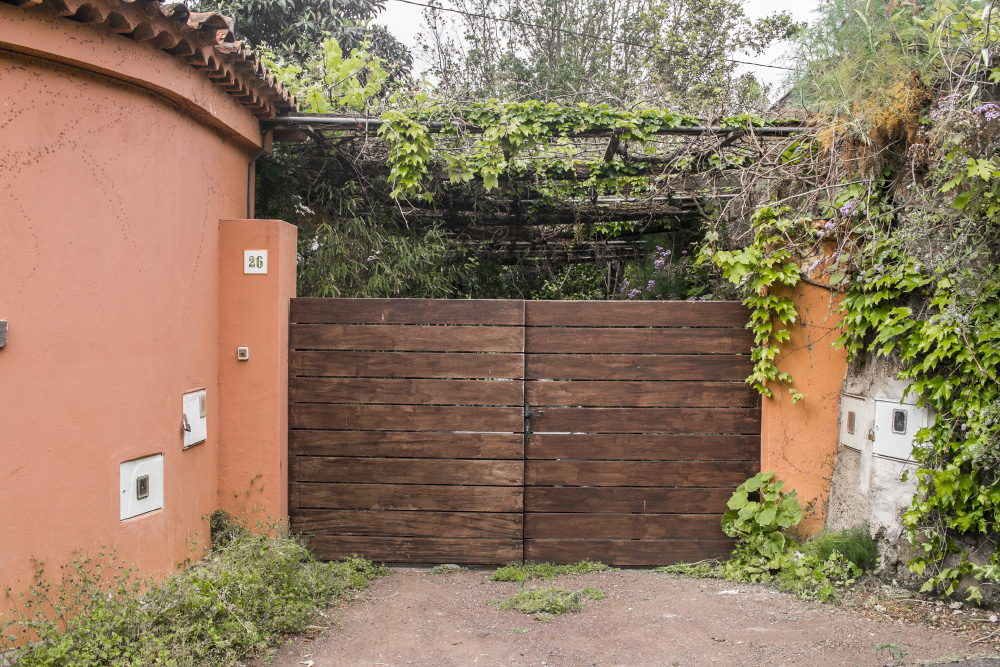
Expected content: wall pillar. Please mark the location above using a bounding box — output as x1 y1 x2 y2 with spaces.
761 283 848 536
218 219 297 521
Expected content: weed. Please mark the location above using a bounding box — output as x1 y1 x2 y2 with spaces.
489 561 612 583
874 641 908 665
430 564 467 575
1 516 389 667
657 560 721 578
803 527 879 572
508 627 528 634
491 586 605 618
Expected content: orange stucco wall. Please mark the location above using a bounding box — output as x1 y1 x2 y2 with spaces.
761 283 849 536
0 13 292 595
218 220 297 520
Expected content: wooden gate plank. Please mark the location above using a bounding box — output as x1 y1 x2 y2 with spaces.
524 487 735 514
293 457 524 486
525 301 749 328
308 536 522 564
293 351 523 379
526 354 752 381
292 298 525 325
526 460 758 487
526 434 759 461
293 482 523 512
290 404 523 432
291 378 524 406
526 327 753 354
529 407 761 434
290 431 524 459
291 324 524 352
524 513 726 540
524 539 736 566
293 510 522 538
526 381 758 408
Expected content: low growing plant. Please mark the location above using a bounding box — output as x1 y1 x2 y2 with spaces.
489 560 612 583
490 586 605 618
1 516 389 666
663 473 871 602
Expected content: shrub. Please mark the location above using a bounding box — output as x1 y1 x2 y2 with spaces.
1 516 388 666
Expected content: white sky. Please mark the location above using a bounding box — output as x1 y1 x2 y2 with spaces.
372 0 820 93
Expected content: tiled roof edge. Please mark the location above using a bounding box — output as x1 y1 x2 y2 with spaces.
3 0 298 118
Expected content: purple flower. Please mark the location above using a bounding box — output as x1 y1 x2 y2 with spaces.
664 249 672 256
628 288 642 299
653 257 665 269
681 250 688 255
807 259 821 274
974 103 1000 122
823 220 835 230
839 200 859 218
619 279 630 294
655 246 664 253
646 280 656 291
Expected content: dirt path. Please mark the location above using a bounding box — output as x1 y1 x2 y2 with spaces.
262 567 1000 667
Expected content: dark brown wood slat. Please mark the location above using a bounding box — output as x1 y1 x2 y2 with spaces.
291 324 524 353
525 301 748 328
292 351 523 379
526 354 751 381
526 460 757 487
525 487 734 514
527 381 758 408
530 408 761 435
525 513 726 540
293 457 524 486
294 483 523 512
291 378 524 406
307 536 522 564
290 404 523 432
291 298 525 325
292 510 522 538
291 431 523 459
524 539 736 566
527 434 759 461
527 327 753 354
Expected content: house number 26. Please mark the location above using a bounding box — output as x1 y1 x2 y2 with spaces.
244 250 268 274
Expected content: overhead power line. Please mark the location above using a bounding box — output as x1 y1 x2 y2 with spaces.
388 0 798 72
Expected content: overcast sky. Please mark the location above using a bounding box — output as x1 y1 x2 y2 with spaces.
372 0 820 92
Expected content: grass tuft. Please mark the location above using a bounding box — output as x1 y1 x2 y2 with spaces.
491 585 605 617
489 560 612 583
803 526 879 572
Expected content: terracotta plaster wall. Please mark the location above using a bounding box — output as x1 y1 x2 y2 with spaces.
0 41 257 590
761 283 849 536
217 219 297 521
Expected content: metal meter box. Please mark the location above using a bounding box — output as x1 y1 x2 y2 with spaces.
182 389 207 448
120 454 164 520
871 399 926 461
839 394 868 451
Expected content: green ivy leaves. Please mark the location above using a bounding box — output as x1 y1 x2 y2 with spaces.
710 206 804 401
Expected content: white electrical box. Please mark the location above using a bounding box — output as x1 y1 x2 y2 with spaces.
871 399 926 462
182 389 207 448
120 454 164 520
839 394 867 451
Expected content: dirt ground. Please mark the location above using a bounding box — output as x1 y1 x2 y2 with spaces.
260 567 1000 667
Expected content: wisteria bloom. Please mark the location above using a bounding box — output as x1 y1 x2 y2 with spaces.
628 288 642 299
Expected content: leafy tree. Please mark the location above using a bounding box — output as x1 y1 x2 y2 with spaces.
416 0 798 112
189 0 412 75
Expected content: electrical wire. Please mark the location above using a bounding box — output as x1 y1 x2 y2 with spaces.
388 0 799 71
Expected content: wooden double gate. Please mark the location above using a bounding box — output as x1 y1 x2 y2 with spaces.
289 298 760 566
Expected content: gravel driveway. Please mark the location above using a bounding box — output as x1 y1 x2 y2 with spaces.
260 567 1000 667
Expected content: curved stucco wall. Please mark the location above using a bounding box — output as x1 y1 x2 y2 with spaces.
1 13 261 591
